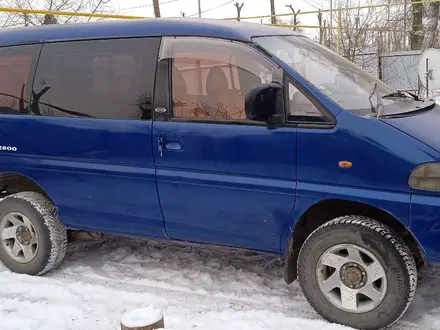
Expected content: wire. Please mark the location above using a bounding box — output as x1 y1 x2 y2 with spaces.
121 0 180 12
187 0 235 17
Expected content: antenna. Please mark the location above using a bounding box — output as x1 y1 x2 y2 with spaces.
418 48 440 99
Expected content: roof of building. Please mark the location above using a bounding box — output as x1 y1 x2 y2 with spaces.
0 18 299 46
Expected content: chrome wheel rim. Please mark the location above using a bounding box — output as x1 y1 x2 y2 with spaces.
316 243 387 313
0 212 38 263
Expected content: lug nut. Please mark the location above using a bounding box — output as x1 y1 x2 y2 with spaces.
360 282 364 286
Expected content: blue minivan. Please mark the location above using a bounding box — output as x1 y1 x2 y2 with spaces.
0 17 438 329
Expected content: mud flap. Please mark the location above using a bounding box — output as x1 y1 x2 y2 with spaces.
284 235 297 284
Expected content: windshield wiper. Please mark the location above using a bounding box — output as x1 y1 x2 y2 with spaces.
382 90 420 101
368 82 378 115
379 100 436 118
368 82 384 118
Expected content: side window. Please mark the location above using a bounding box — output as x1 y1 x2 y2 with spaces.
160 37 283 121
32 38 160 119
0 44 40 115
288 82 332 123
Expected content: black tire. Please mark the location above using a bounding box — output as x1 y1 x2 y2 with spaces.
297 216 417 330
0 191 67 275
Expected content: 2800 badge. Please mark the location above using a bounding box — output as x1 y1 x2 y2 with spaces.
0 146 17 151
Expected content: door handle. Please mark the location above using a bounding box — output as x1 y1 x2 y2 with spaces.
157 135 164 157
164 141 182 150
157 134 183 157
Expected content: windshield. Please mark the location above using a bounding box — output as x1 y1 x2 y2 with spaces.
254 35 410 115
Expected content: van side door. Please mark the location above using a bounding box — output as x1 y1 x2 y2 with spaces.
152 37 297 253
1 38 165 237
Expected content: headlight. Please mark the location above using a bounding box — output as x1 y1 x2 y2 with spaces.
409 162 440 191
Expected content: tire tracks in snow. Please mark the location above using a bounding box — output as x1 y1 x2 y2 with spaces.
50 237 439 330
51 271 317 318
49 270 430 330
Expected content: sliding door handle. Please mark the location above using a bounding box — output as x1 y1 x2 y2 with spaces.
164 141 182 150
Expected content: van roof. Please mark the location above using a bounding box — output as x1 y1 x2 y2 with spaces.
0 18 299 47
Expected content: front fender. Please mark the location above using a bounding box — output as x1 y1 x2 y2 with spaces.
280 184 412 284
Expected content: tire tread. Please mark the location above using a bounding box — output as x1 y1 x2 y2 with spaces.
5 191 67 275
298 215 417 328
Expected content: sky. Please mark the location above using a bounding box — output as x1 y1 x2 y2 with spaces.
111 0 332 38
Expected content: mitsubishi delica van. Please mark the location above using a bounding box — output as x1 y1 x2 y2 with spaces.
0 18 438 330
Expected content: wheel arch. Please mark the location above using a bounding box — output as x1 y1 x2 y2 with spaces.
0 172 53 204
283 198 426 284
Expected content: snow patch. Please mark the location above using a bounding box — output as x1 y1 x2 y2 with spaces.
0 236 439 330
121 306 163 328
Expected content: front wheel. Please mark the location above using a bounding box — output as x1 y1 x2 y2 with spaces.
297 216 417 330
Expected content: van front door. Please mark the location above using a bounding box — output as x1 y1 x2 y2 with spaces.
152 37 297 252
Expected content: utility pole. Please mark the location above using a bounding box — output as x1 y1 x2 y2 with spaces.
153 0 161 17
329 0 333 48
198 0 202 18
234 2 244 21
270 0 276 24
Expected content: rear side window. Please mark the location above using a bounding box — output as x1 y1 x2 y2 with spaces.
0 44 40 115
32 38 160 119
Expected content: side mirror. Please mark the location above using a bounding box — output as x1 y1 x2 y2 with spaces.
244 82 284 124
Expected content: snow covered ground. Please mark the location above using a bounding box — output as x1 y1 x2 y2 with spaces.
1 235 440 330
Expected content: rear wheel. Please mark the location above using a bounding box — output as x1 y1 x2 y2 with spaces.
0 191 67 275
297 216 417 330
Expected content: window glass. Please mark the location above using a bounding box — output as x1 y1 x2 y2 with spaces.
255 36 399 116
160 37 283 121
288 82 331 122
32 38 160 119
0 44 40 115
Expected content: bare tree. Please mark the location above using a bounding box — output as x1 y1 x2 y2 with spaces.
285 5 300 31
234 2 244 21
3 0 115 27
317 9 327 45
327 0 390 58
423 1 440 49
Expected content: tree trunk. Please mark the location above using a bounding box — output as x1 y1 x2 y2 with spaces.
152 0 161 18
424 2 440 48
121 316 164 330
121 308 164 330
410 0 423 50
